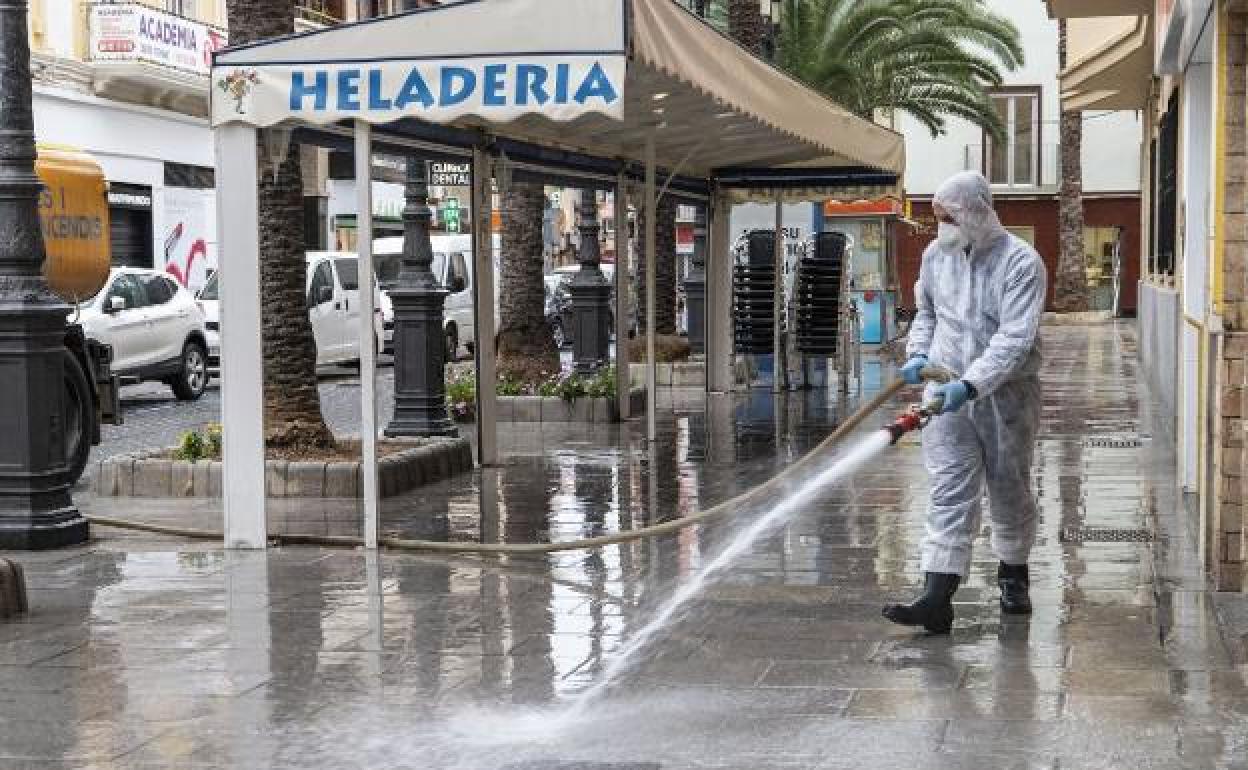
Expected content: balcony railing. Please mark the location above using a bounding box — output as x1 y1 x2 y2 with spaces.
295 0 343 29
964 143 1061 191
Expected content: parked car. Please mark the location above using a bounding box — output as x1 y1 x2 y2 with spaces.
78 267 209 400
197 252 384 370
374 234 500 360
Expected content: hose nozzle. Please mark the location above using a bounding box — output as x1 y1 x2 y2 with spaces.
884 408 925 445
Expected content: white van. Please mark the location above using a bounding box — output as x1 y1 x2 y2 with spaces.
375 234 500 360
199 252 383 369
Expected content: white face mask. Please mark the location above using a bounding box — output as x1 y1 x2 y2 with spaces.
936 222 968 252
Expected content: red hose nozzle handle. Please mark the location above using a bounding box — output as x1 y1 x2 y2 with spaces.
884 410 924 445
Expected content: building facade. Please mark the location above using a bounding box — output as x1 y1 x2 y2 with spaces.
896 0 1145 317
31 0 227 289
29 0 451 291
1051 0 1246 591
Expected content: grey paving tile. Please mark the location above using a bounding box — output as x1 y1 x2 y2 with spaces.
846 689 1062 720
760 661 963 689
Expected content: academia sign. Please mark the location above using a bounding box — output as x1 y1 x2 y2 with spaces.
211 56 624 127
90 3 227 78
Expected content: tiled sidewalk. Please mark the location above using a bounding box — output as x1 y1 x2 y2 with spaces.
1 323 1245 769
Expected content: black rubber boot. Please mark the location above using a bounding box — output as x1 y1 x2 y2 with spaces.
882 572 961 634
997 562 1032 615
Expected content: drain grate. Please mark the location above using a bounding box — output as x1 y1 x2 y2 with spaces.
1082 437 1143 448
1060 527 1154 543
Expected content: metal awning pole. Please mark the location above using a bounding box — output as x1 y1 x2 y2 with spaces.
614 171 630 420
645 132 657 443
355 121 379 549
772 194 783 394
472 145 499 466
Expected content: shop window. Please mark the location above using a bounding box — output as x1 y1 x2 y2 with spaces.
1154 90 1179 277
1085 226 1122 311
164 163 215 189
985 89 1041 188
1005 226 1036 246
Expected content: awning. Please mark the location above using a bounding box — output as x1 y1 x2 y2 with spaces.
211 0 904 181
1060 15 1152 111
210 0 907 550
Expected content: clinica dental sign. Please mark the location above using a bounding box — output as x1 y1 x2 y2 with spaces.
211 56 625 127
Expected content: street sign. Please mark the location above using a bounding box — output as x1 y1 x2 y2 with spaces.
430 162 470 187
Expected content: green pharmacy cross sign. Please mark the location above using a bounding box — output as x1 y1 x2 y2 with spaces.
442 197 460 233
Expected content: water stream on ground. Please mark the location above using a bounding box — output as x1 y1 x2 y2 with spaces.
446 428 897 748
566 428 896 713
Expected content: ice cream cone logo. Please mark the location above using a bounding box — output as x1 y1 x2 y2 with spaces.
216 69 258 114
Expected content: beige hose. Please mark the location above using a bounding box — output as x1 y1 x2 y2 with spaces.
89 378 909 554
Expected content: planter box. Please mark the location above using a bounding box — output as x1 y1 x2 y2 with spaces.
629 361 705 389
497 388 645 423
91 437 473 498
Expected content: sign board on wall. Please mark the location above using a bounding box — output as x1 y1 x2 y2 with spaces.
159 186 215 290
211 57 625 127
430 162 470 187
90 3 227 78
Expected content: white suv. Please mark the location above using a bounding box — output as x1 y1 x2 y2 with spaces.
77 268 209 400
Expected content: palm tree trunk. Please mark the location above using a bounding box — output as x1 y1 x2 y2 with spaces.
1055 19 1090 313
226 0 334 448
635 196 678 334
497 180 559 382
728 0 765 56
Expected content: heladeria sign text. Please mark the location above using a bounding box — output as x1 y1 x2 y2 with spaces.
212 56 625 127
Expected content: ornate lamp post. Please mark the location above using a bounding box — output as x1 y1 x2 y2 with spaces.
0 0 87 549
384 160 457 437
568 190 611 374
684 204 707 355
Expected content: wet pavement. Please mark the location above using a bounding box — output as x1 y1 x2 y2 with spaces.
4 323 1248 769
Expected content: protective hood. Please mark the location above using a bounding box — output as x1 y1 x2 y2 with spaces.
932 171 1008 255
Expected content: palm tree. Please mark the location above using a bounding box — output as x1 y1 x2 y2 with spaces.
728 0 767 56
636 197 679 335
225 0 335 448
1055 18 1090 312
771 0 1023 139
497 180 559 382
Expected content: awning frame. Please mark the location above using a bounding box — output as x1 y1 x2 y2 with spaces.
211 0 904 550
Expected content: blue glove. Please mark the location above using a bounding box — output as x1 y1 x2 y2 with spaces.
900 355 928 385
934 380 971 414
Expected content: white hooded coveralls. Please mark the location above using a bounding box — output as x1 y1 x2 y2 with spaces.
906 172 1047 577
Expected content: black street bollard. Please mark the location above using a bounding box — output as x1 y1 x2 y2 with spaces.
569 190 611 375
0 0 88 549
384 160 457 437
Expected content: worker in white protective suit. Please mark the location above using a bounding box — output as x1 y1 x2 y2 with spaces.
883 171 1046 634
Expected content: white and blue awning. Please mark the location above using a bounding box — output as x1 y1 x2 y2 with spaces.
211 0 904 180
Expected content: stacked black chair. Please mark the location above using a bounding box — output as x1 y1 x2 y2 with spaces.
793 231 846 355
732 230 777 354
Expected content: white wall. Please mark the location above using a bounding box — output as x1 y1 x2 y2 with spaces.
1083 111 1145 191
900 0 1141 196
34 87 214 170
34 86 218 284
1177 32 1216 492
40 0 77 59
